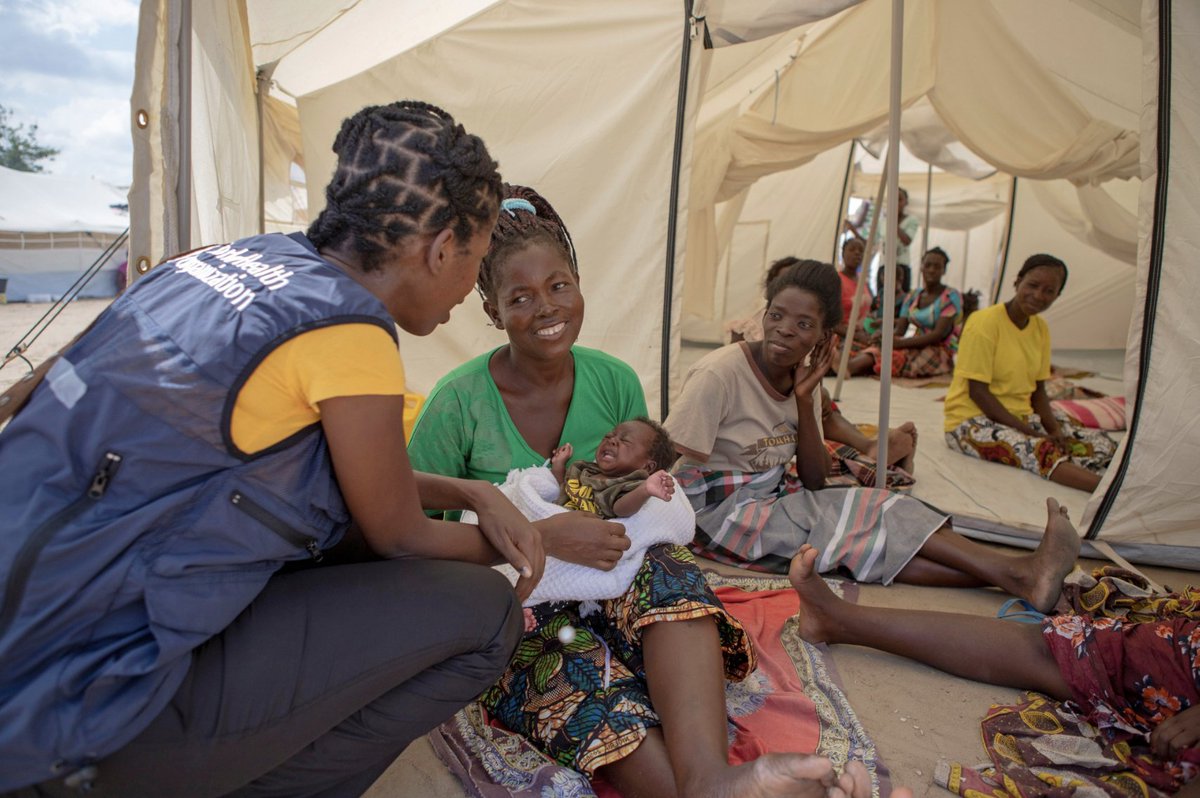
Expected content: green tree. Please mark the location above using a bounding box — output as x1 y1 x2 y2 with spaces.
0 104 59 173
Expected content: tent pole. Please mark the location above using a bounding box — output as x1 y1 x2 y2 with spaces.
659 0 698 420
875 0 905 487
991 176 1018 304
961 232 970 290
255 63 278 236
1085 0 1172 539
175 0 192 253
831 152 888 402
832 139 857 265
920 162 932 256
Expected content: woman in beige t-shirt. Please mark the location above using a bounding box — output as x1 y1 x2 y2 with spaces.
666 259 1081 612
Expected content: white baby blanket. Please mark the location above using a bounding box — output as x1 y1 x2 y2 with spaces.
461 466 696 607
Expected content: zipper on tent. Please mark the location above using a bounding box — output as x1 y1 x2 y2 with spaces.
660 1 699 420
1085 0 1171 540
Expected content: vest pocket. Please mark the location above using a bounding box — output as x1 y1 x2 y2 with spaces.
0 452 122 637
230 490 323 562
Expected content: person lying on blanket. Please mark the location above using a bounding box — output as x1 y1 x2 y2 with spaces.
665 259 1084 609
550 418 677 518
789 501 1200 796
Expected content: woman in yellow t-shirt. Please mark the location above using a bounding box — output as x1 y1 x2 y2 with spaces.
943 254 1116 492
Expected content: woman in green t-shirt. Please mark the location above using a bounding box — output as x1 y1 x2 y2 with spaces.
409 186 857 798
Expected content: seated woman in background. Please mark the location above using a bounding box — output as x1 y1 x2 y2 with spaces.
666 260 1082 613
943 253 1116 492
834 237 872 350
848 246 962 378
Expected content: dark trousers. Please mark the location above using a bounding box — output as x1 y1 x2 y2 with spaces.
23 558 521 798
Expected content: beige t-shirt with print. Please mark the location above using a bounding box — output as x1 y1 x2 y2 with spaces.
665 342 822 472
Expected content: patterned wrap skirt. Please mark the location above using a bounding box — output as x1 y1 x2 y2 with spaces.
675 463 945 582
1040 612 1200 791
944 410 1117 479
480 543 753 777
861 341 955 378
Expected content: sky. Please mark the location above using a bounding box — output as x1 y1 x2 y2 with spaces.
0 0 139 187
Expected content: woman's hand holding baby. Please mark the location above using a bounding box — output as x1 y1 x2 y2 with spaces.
472 483 546 602
535 512 630 571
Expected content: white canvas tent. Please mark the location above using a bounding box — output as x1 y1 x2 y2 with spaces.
0 166 129 302
128 0 1199 566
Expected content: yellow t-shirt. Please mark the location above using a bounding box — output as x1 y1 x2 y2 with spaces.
229 323 420 455
943 303 1050 432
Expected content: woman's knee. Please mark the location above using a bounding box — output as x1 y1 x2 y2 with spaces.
472 565 524 661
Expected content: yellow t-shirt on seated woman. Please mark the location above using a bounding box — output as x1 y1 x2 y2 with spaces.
943 303 1050 432
229 323 421 454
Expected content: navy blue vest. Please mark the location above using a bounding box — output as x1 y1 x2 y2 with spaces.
0 233 397 789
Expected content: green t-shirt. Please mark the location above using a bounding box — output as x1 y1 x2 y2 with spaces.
408 346 648 488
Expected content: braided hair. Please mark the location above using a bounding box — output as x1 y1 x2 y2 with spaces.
763 256 802 295
923 246 951 267
1016 253 1068 293
307 101 502 272
476 184 578 301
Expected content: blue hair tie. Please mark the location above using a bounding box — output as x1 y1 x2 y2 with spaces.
501 198 536 217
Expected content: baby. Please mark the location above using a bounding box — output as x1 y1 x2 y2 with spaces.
479 416 692 624
551 417 677 518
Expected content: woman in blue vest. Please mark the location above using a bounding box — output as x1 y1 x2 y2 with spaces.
0 101 545 796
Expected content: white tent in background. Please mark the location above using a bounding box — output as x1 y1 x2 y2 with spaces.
0 166 129 302
128 0 1199 566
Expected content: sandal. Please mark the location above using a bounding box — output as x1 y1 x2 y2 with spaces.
997 598 1046 624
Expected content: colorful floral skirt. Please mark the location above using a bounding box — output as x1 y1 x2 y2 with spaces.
480 543 753 777
944 410 1116 479
938 568 1200 798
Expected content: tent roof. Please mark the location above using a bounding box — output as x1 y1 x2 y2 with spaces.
0 166 129 235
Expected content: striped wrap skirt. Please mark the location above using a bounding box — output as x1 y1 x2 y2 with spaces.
674 463 946 584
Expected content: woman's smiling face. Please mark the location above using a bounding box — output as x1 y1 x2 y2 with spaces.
761 286 826 369
1012 264 1065 318
486 241 584 360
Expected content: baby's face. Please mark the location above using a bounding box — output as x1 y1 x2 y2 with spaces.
595 421 656 477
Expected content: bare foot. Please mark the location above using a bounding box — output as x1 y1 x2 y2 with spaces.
787 545 844 645
865 426 915 469
896 422 918 474
688 754 839 798
1024 498 1082 613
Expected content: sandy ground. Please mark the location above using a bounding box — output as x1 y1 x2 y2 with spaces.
2 300 1192 797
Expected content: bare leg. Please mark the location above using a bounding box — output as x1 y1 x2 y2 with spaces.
823 409 917 472
1049 461 1101 492
893 555 985 587
598 728 677 798
848 353 875 376
604 616 846 798
863 425 917 471
789 545 1071 700
896 499 1080 613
